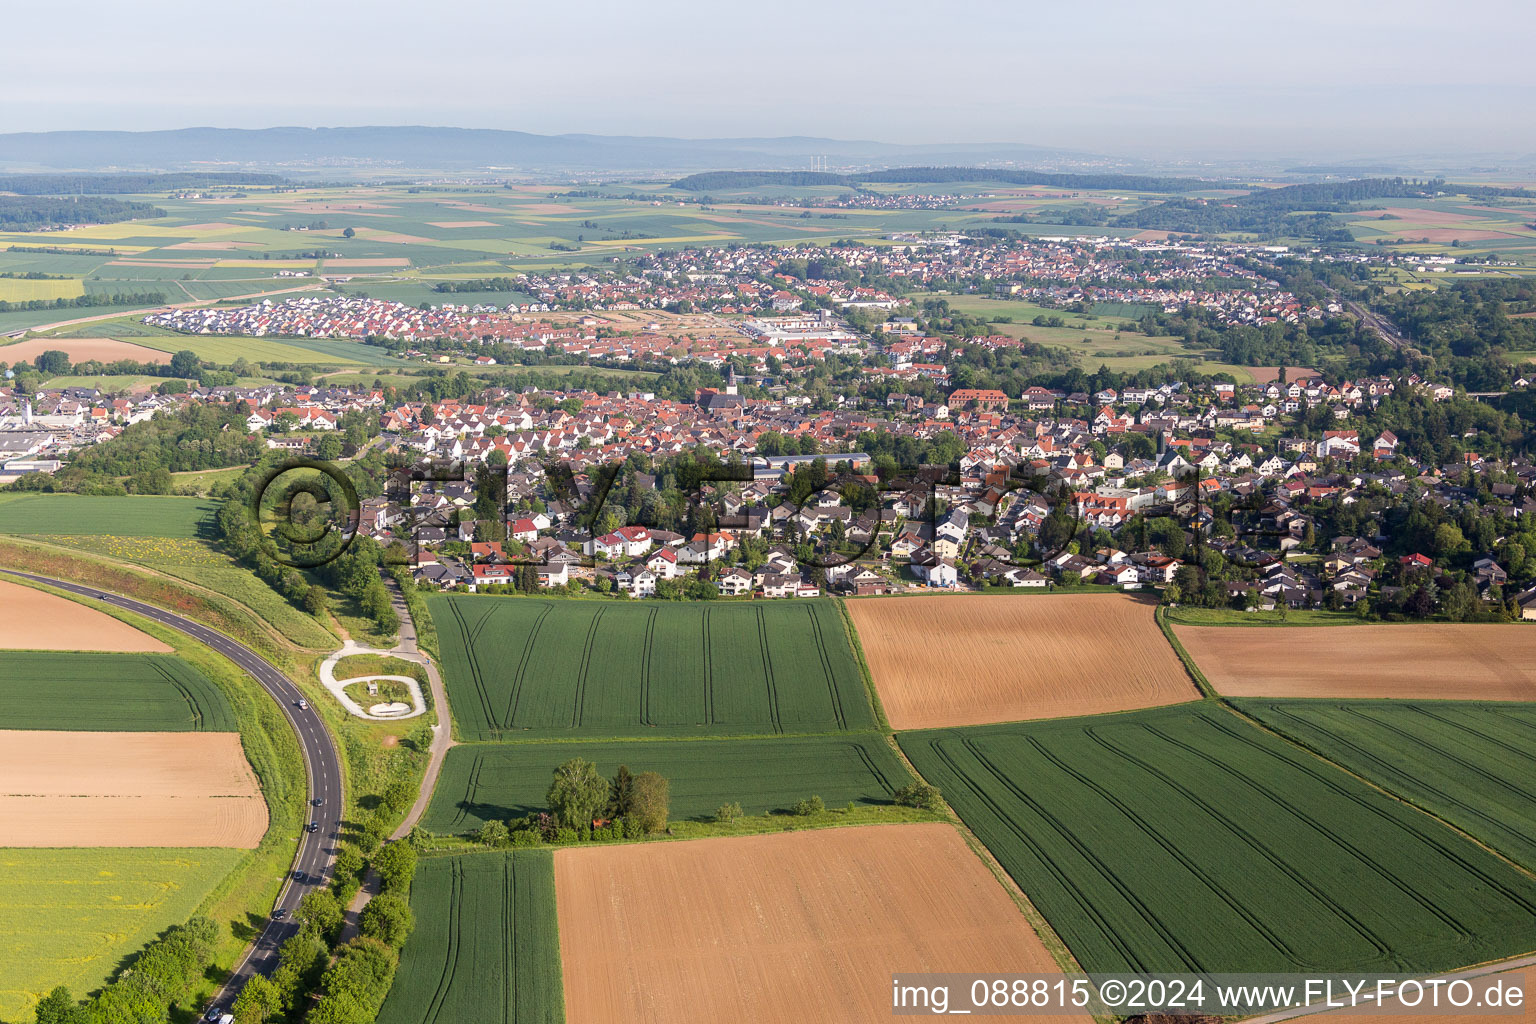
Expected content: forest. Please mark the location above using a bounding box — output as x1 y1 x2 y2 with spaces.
0 195 165 230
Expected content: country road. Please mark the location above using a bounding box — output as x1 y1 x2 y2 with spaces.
0 568 344 1014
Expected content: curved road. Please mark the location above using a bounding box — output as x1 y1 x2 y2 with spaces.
1 568 342 1013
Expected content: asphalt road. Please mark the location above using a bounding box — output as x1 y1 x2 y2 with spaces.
1 568 342 1014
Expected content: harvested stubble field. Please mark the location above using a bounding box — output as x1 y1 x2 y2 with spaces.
0 847 245 1022
0 494 219 538
0 730 267 847
375 850 564 1024
1236 699 1536 871
429 595 874 740
554 823 1083 1024
423 734 914 834
900 703 1536 975
1174 623 1536 700
846 593 1198 729
0 577 170 651
0 651 235 731
0 336 171 364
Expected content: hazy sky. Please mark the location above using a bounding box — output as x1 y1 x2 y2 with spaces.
4 0 1533 159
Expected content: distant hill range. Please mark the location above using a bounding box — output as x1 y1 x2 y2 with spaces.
0 125 1112 176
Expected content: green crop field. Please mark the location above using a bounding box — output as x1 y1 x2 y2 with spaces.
428 595 874 740
0 651 236 731
900 703 1536 975
0 847 245 1021
424 733 913 834
1235 699 1536 872
0 494 219 538
376 851 563 1024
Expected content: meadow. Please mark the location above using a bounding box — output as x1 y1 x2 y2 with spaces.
1234 699 1536 872
375 851 564 1024
28 535 341 651
423 733 914 833
428 595 875 740
0 651 236 731
0 494 219 538
0 847 245 1021
900 702 1536 975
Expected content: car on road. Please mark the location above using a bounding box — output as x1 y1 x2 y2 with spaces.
295 698 309 710
272 907 287 919
306 821 319 833
311 797 323 806
293 871 308 884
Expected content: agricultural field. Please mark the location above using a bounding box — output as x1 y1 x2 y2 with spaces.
0 651 235 730
900 702 1536 975
428 595 874 740
423 733 914 834
0 576 171 651
1235 699 1536 871
846 593 1198 729
0 847 245 1021
1173 622 1536 700
938 293 1257 379
554 824 1082 1024
375 850 564 1024
1343 195 1536 257
0 335 170 364
0 730 267 847
0 494 219 538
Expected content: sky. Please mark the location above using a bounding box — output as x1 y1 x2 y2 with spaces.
4 0 1533 160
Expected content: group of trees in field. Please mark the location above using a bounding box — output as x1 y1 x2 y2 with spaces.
474 759 671 848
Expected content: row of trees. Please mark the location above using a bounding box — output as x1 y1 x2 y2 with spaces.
226 837 419 1024
22 917 221 1024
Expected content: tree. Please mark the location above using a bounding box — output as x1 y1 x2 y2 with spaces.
893 782 944 812
372 841 417 893
169 349 201 378
32 985 86 1024
298 888 343 940
476 820 510 847
630 771 670 833
230 973 280 1024
315 433 343 461
358 892 415 947
547 757 608 829
607 765 635 818
343 226 356 238
34 350 70 376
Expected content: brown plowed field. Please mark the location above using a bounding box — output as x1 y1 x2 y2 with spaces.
0 337 171 365
847 594 1199 729
1174 623 1536 699
0 731 265 847
555 823 1085 1024
0 578 170 651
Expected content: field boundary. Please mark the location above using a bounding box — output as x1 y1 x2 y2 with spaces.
1154 605 1216 697
837 597 891 731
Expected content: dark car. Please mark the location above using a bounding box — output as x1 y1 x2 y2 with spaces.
272 907 288 919
306 821 319 833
